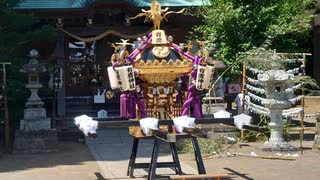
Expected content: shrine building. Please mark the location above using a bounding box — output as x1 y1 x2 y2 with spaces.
15 0 210 129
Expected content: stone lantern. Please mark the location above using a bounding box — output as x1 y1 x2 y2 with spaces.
14 50 56 153
19 49 50 131
258 70 297 151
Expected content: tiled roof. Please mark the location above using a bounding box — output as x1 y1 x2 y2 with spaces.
17 0 73 9
17 0 210 9
127 0 210 7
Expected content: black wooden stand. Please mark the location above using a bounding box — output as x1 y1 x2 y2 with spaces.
127 136 206 180
95 117 265 179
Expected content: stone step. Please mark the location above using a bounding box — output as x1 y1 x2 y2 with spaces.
65 96 93 104
57 128 85 142
65 106 120 114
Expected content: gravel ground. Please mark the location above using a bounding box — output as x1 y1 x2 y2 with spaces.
179 140 320 180
0 140 319 180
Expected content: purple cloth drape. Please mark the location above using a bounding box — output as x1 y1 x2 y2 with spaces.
120 93 127 118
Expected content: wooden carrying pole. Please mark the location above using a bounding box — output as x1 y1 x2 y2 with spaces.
1 62 11 148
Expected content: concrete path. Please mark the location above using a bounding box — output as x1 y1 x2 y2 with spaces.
85 128 197 179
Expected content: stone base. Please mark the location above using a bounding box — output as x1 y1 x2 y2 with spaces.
313 135 320 150
13 129 58 153
24 108 47 121
20 118 51 131
260 140 298 151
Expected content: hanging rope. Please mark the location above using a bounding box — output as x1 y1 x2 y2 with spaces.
58 27 153 42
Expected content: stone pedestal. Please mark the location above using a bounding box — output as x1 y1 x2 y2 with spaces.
261 109 297 151
13 129 58 153
313 112 320 150
20 108 51 131
25 83 44 107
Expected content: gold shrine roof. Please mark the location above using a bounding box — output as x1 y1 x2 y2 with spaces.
133 41 194 83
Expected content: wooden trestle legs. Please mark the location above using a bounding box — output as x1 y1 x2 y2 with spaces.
127 137 139 178
127 136 206 180
170 142 183 175
191 137 206 174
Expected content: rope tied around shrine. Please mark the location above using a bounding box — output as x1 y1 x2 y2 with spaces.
57 27 153 42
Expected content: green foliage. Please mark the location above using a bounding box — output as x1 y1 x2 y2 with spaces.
239 47 287 71
177 138 225 155
0 0 22 9
0 0 56 96
291 76 319 89
188 0 313 79
0 4 56 56
0 0 56 129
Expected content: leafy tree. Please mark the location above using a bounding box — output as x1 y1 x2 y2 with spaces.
0 0 56 99
0 0 56 137
189 0 314 79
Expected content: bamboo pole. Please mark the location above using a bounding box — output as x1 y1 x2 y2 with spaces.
299 54 307 155
241 64 246 113
240 64 247 141
300 89 305 155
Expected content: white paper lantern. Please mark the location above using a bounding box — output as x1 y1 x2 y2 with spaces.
107 66 119 90
114 64 136 91
196 64 215 90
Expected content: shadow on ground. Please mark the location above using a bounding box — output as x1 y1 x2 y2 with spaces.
0 142 94 173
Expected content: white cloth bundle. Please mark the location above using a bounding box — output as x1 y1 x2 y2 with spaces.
139 117 159 135
74 115 98 136
173 116 196 133
233 113 252 130
213 110 232 118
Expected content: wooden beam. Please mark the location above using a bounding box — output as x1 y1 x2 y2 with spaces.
97 117 235 129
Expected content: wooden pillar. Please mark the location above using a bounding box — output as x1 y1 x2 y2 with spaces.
55 31 66 127
1 62 11 148
313 15 320 85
